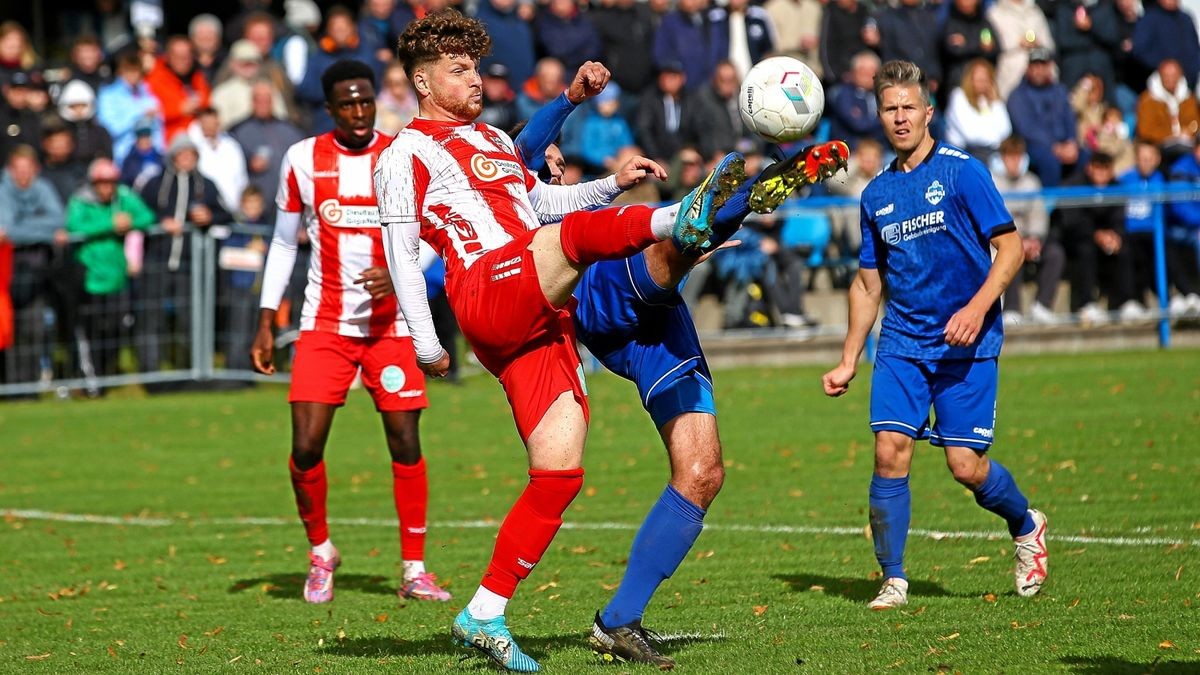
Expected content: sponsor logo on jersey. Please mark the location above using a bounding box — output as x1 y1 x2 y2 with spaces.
973 426 994 439
470 153 523 182
517 557 535 570
925 180 945 205
380 364 406 393
312 170 339 178
318 199 382 228
884 210 947 243
881 223 901 245
875 203 894 217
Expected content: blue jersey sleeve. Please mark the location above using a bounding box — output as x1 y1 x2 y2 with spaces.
858 199 879 269
957 159 1015 239
513 93 577 170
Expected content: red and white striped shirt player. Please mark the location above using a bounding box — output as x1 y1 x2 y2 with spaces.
373 118 623 365
262 131 407 337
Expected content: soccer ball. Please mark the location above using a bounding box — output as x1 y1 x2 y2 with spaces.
738 57 825 144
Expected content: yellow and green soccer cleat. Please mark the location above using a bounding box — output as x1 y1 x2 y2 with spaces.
748 140 850 214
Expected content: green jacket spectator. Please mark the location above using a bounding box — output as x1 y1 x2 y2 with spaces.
65 161 156 295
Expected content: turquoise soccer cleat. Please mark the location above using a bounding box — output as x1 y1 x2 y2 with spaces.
452 607 541 672
673 151 747 254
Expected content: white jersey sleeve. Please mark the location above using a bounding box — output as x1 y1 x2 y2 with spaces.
259 209 302 311
527 175 623 225
382 219 442 363
374 142 443 363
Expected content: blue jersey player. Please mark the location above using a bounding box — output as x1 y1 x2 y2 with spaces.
822 60 1049 610
513 75 849 665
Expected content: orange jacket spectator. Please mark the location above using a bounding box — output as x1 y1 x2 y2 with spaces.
145 37 211 143
1135 60 1200 146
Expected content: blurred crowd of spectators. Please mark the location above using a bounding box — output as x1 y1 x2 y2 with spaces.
1 0 1200 395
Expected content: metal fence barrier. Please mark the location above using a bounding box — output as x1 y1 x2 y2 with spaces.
1 185 1199 398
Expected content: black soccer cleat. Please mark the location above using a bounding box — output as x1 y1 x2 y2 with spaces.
589 611 676 671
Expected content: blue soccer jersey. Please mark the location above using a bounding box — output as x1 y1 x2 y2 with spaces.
859 143 1015 360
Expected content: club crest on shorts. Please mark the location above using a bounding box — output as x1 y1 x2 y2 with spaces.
381 365 406 393
925 180 945 206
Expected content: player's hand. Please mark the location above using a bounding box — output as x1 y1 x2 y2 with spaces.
944 304 986 347
419 350 451 378
355 266 395 299
614 155 668 189
566 62 611 104
250 325 276 375
822 363 857 397
695 239 742 264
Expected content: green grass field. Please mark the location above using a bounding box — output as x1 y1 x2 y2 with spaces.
2 349 1198 673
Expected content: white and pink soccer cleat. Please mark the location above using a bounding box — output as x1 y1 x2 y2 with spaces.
1014 509 1048 597
303 550 340 603
399 571 452 602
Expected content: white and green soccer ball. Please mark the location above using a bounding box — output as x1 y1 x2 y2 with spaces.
738 56 825 144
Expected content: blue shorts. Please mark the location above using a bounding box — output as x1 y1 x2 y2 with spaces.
870 353 998 451
573 253 715 429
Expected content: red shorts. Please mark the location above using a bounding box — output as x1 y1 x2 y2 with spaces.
289 331 428 412
448 230 589 441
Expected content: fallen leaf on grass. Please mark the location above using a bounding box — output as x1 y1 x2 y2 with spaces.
1118 614 1135 620
809 585 825 592
177 634 189 650
228 655 242 664
113 560 126 571
569 546 595 555
36 608 61 617
938 632 960 641
535 581 558 592
600 582 618 591
1175 566 1184 582
205 555 227 565
366 548 380 558
375 614 388 623
967 556 990 565
753 605 768 616
1068 598 1080 609
107 646 117 658
203 626 223 638
1159 641 1177 650
695 550 714 561
983 593 997 603
26 653 51 661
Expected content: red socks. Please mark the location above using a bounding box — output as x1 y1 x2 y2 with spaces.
392 458 429 561
559 205 657 265
481 468 585 598
289 457 328 546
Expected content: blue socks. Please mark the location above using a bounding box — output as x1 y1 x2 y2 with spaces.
601 485 705 627
708 180 754 249
869 475 911 581
974 460 1035 537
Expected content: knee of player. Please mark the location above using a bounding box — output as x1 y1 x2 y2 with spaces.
679 453 725 502
290 441 324 468
945 452 986 488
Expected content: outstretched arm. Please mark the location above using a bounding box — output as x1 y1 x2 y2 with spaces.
513 61 612 169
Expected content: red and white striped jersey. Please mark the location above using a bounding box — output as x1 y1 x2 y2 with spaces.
277 131 408 337
373 118 539 276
